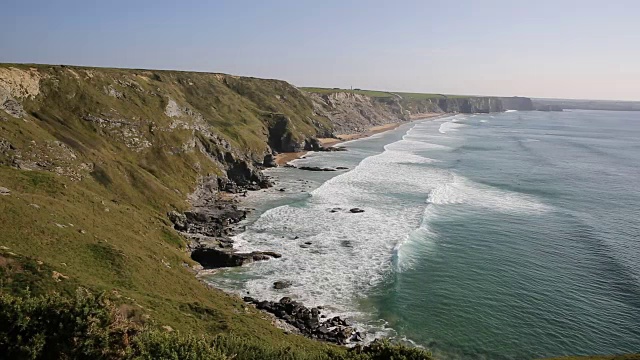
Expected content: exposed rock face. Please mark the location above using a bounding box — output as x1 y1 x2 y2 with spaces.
169 204 247 238
304 137 323 151
0 186 10 196
191 248 281 268
266 114 303 153
243 296 362 345
437 97 504 113
263 154 277 167
308 92 407 134
500 96 534 111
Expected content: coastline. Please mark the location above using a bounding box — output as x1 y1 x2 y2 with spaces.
274 113 444 166
201 112 449 343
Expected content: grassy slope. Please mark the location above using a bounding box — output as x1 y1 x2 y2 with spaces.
301 87 482 100
0 64 345 356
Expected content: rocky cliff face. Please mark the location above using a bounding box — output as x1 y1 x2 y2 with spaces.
307 92 407 134
0 65 337 193
306 92 507 134
499 96 534 111
436 97 504 113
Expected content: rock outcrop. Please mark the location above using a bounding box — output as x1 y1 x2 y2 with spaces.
500 96 534 111
243 296 363 345
191 247 281 268
307 92 407 135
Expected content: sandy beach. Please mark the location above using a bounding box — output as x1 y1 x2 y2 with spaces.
274 113 444 165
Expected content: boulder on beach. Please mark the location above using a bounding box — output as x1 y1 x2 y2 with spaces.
263 154 278 167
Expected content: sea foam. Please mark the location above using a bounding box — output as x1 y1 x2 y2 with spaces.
218 117 550 334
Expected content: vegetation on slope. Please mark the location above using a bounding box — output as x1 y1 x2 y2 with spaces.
0 64 432 358
0 284 431 359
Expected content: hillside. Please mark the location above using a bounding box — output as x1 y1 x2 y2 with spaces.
4 64 626 359
0 64 442 358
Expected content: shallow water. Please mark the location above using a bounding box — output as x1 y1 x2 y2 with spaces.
208 110 640 359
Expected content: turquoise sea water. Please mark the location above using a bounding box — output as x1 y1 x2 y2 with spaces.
209 110 640 359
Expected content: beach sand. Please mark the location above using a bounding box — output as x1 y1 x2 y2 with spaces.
275 113 444 165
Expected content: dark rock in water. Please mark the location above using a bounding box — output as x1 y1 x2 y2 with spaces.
329 207 342 213
304 241 312 245
298 166 336 172
349 208 365 213
273 280 292 289
336 166 349 170
283 164 296 168
191 248 281 269
278 188 286 192
263 153 278 167
243 296 255 303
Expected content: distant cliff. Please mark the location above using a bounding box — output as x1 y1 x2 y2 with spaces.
306 89 507 134
500 96 534 111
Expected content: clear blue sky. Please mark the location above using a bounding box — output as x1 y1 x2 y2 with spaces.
1 0 638 100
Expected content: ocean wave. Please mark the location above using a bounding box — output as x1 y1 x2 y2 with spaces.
427 174 551 213
216 118 551 337
439 121 467 134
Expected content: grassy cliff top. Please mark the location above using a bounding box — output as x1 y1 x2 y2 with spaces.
301 87 484 100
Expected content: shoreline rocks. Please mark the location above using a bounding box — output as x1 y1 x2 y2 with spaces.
191 247 281 268
168 178 281 270
243 296 363 345
298 166 337 172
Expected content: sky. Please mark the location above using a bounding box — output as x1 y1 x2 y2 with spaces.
1 0 639 100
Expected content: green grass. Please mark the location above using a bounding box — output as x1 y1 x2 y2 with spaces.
302 87 480 100
301 87 395 98
0 63 345 357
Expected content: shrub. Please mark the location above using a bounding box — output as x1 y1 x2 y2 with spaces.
0 290 433 360
0 289 131 359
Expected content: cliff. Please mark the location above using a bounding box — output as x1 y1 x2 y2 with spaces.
0 63 353 357
305 89 507 134
499 96 535 111
307 91 407 134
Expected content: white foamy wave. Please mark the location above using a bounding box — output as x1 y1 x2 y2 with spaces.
439 121 467 134
505 109 518 113
427 174 551 213
226 128 453 322
385 139 450 152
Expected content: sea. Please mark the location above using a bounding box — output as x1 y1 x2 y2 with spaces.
206 110 640 359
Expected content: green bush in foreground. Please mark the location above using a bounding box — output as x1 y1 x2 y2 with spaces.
0 290 432 360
